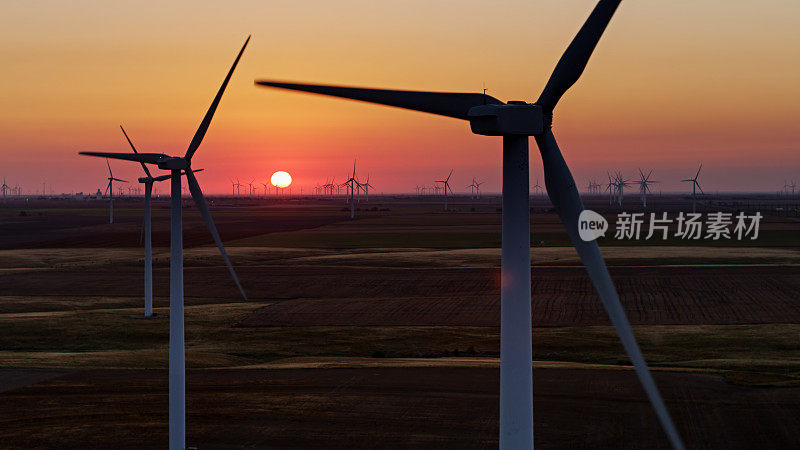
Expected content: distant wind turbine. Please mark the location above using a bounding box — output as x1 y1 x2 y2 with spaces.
606 172 616 205
466 177 478 199
104 159 127 224
613 171 630 206
682 164 704 213
532 178 543 195
343 160 358 218
363 174 373 202
255 2 683 447
435 169 454 211
1 178 9 203
80 36 249 450
636 169 658 208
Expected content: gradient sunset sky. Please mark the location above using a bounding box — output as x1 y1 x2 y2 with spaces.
2 0 799 195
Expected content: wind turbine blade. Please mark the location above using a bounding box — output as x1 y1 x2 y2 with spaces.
695 164 702 180
80 152 166 164
154 174 173 182
185 170 247 300
695 181 704 195
106 159 113 178
120 125 152 177
184 36 250 162
446 169 453 182
534 129 684 450
536 0 621 114
255 81 503 120
447 183 453 194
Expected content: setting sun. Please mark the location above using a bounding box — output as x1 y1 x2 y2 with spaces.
270 171 292 188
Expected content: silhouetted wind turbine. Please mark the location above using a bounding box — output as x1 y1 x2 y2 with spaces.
255 3 683 447
467 177 478 199
435 169 454 211
682 164 704 213
121 125 204 317
363 174 373 202
475 180 484 199
343 160 358 218
80 36 249 450
606 172 616 205
0 178 9 203
636 169 658 208
104 159 127 224
533 178 543 195
614 171 630 206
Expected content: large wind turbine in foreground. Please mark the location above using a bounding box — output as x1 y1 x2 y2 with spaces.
256 2 683 448
80 36 250 450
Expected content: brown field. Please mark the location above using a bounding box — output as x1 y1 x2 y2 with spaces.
1 197 799 448
2 365 800 449
236 265 800 327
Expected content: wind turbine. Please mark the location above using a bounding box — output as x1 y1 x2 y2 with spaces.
475 180 484 199
532 178 543 196
605 172 616 205
343 160 358 218
255 2 683 448
80 36 249 450
636 169 658 208
613 171 630 206
467 177 478 199
104 159 127 224
682 164 704 213
121 125 206 317
363 174 373 202
1 178 9 203
435 169 454 211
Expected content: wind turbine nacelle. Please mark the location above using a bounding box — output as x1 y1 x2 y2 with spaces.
468 102 544 136
157 157 189 171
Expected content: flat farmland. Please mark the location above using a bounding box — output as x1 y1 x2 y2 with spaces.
1 197 799 448
2 366 800 449
237 265 800 327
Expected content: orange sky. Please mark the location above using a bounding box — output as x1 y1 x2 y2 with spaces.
2 1 799 195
